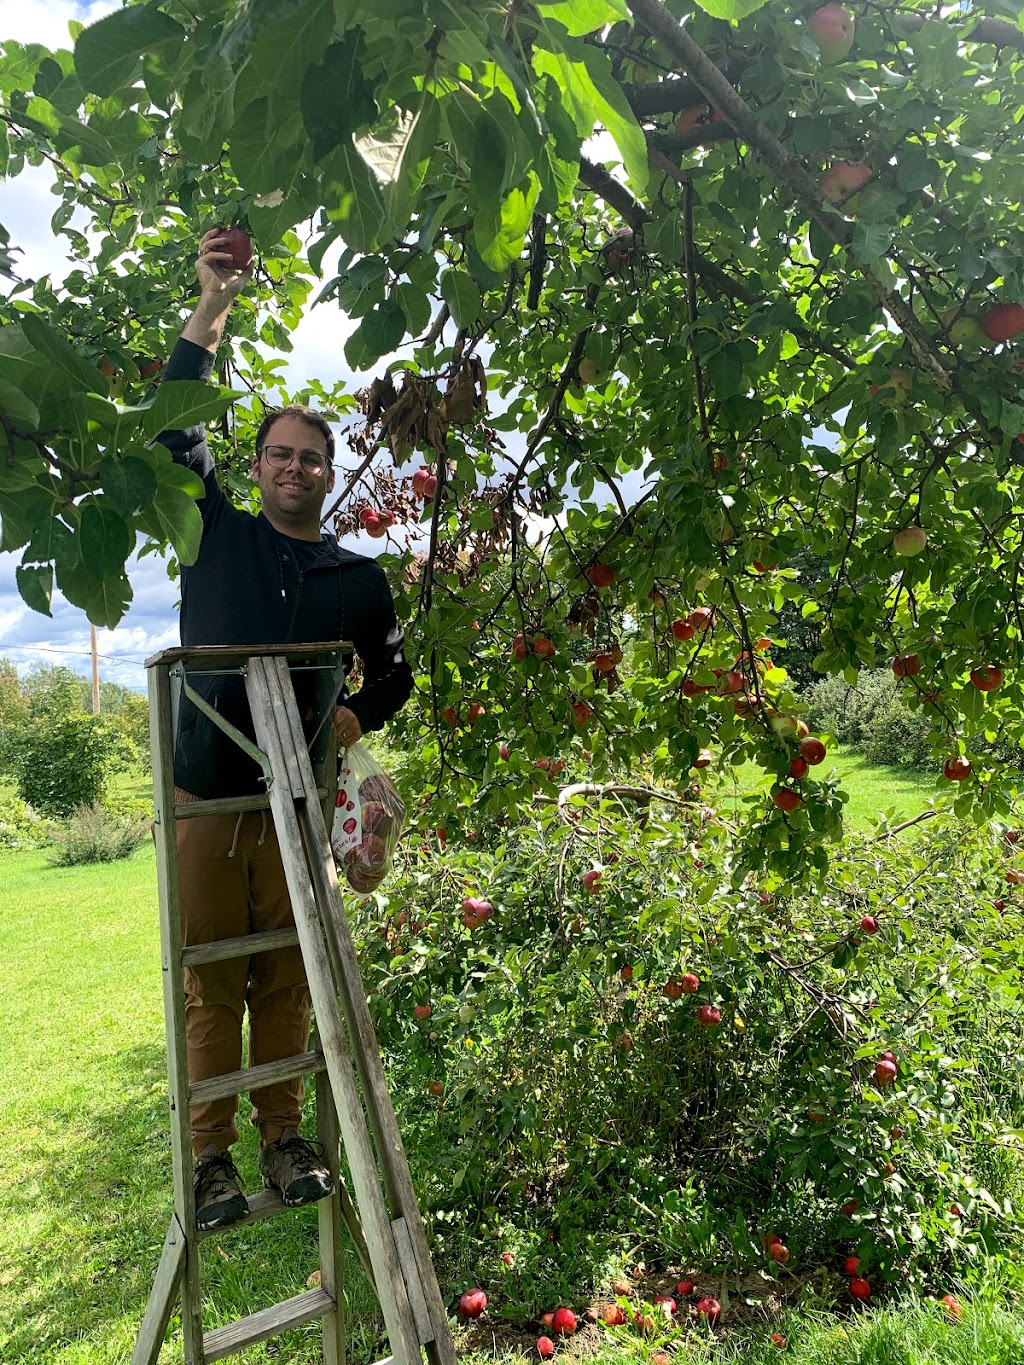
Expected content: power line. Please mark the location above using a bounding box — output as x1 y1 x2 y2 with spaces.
4 644 148 665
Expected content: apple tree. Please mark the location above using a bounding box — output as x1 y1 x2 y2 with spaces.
2 0 1024 875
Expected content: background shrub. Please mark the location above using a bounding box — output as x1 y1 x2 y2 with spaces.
807 668 930 766
47 801 150 866
0 791 54 851
11 713 136 817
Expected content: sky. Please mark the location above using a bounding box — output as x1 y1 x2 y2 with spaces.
0 0 406 691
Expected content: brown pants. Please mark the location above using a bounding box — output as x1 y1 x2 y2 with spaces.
175 790 311 1157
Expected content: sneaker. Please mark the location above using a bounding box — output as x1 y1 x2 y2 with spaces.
260 1127 333 1207
193 1144 248 1230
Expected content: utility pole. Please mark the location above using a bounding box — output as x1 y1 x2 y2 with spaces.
90 624 100 714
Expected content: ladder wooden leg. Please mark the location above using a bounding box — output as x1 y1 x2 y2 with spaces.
316 1043 346 1365
132 1215 187 1365
266 659 456 1365
246 659 424 1365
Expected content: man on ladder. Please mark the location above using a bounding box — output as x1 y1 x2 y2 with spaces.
156 228 413 1231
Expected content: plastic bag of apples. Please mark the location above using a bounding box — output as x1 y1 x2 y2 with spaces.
330 742 406 894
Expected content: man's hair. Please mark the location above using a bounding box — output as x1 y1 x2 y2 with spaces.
254 405 335 465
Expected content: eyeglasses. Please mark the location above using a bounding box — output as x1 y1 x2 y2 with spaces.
260 444 330 476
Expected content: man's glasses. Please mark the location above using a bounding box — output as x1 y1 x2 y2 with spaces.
261 444 329 476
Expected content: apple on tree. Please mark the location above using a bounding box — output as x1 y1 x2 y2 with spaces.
970 665 1002 692
219 225 253 271
807 4 855 63
980 302 1024 344
587 562 615 589
893 526 928 556
821 160 872 214
943 755 972 782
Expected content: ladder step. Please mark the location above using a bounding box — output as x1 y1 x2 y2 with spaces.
182 927 300 967
197 1186 332 1241
175 788 328 820
189 1050 326 1105
202 1287 335 1361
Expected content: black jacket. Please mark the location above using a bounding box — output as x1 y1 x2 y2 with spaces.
156 337 414 799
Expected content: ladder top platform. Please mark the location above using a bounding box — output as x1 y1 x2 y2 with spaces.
145 642 355 670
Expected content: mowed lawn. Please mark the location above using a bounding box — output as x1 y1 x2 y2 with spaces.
713 747 938 833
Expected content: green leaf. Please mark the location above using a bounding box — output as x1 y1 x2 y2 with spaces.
25 515 79 569
19 314 105 394
706 344 745 400
74 7 184 97
440 270 482 331
324 142 390 253
851 221 894 265
56 561 133 628
300 34 377 160
140 485 203 566
0 377 39 426
16 562 53 617
346 300 407 370
537 0 629 36
230 99 299 195
80 500 132 577
475 173 541 272
690 0 770 17
100 454 158 518
142 381 242 441
0 487 54 552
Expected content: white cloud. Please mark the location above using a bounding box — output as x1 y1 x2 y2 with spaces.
0 0 120 52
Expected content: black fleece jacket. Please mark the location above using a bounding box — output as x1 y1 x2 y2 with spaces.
156 337 414 799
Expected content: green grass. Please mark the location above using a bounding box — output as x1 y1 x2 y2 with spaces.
0 846 381 1364
713 746 937 833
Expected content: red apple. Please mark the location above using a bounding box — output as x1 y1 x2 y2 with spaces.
413 1003 431 1019
619 964 633 982
893 526 928 556
800 737 827 765
540 1313 554 1329
940 1293 962 1319
459 1288 487 1317
412 468 430 495
849 1278 871 1301
220 226 253 271
534 635 556 658
860 915 879 934
681 972 700 994
875 1058 898 1087
892 654 922 677
843 1255 860 1275
770 1242 790 1264
571 701 591 726
511 633 528 661
1006 870 1024 885
499 742 511 760
603 1304 626 1325
693 748 714 770
788 757 809 779
698 1004 722 1027
695 1296 721 1323
420 473 438 500
467 701 486 725
993 898 1007 911
772 1334 787 1350
943 755 972 781
653 1294 676 1316
808 4 855 63
552 1307 576 1335
137 356 163 378
587 563 615 589
672 618 696 641
664 979 684 1000
582 868 603 894
821 161 871 212
427 1080 444 1096
689 606 714 631
364 513 385 537
773 789 802 812
981 302 1024 344
970 665 1002 692
536 1337 554 1358
676 1278 695 1296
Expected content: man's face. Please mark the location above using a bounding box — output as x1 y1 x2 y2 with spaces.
251 415 334 531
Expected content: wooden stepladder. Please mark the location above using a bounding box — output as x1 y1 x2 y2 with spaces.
137 643 455 1365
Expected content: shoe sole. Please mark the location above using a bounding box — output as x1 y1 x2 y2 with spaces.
196 1193 249 1230
263 1174 334 1208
